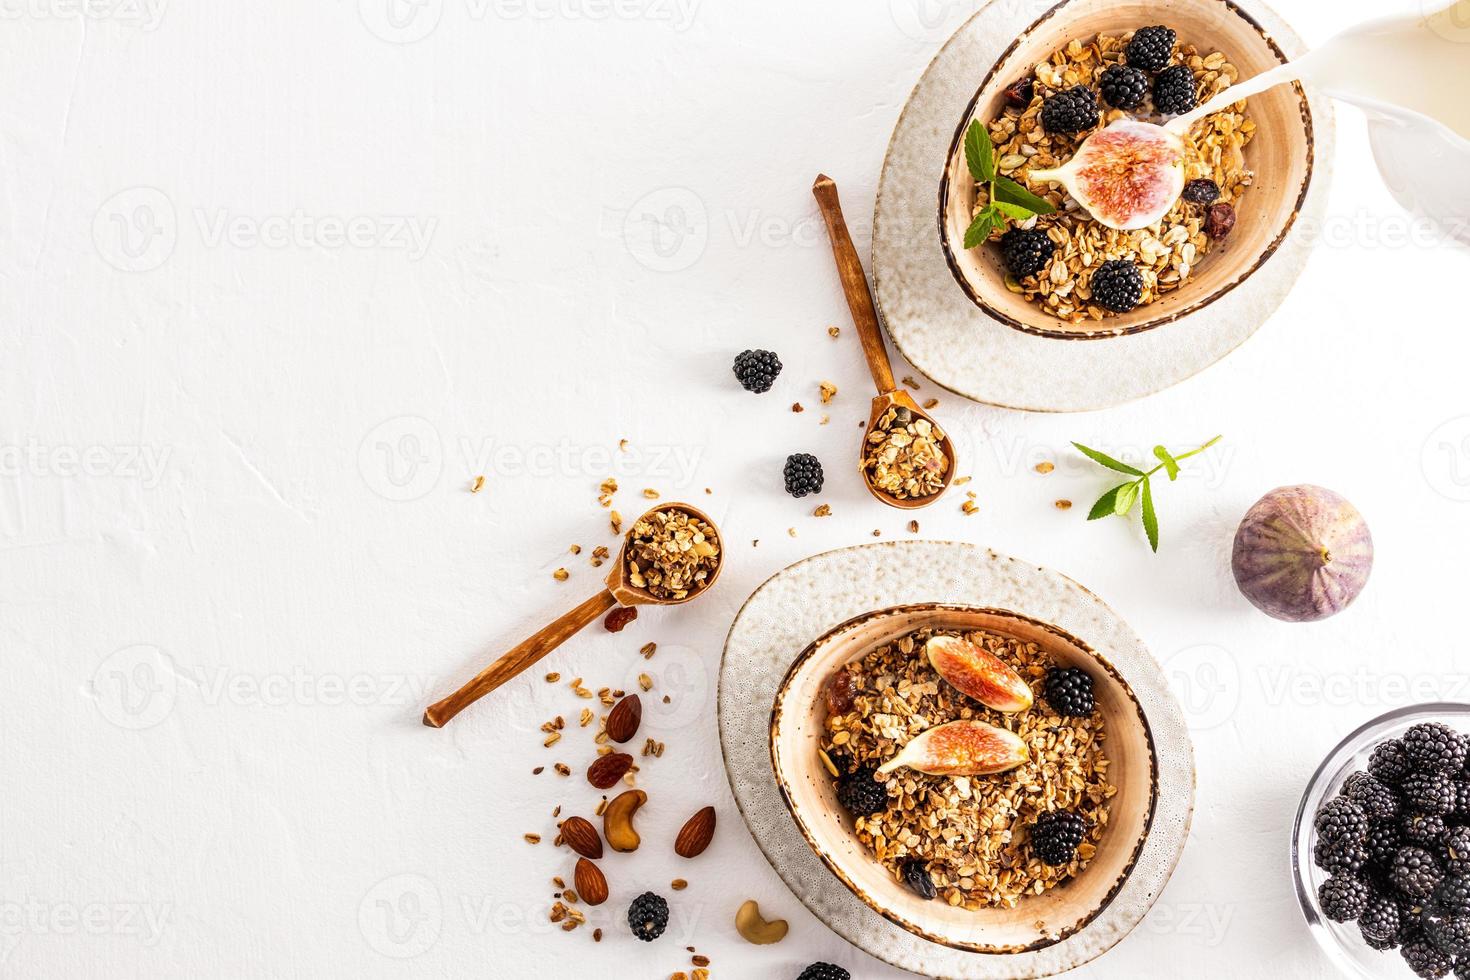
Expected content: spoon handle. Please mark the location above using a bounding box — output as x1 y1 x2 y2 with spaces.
812 174 896 396
423 589 620 728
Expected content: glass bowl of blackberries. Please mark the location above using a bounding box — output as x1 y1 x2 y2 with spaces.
1295 704 1470 979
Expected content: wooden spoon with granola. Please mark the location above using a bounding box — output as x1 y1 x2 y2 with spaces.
422 503 722 727
812 174 956 510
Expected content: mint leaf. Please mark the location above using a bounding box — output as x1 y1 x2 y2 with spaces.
993 201 1035 222
1072 442 1144 476
1172 435 1223 462
964 120 996 183
963 211 996 249
1141 478 1159 552
1153 445 1180 481
1087 485 1127 521
993 176 1056 215
1113 481 1139 516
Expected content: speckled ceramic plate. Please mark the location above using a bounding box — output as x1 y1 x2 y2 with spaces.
871 0 1335 412
717 542 1195 978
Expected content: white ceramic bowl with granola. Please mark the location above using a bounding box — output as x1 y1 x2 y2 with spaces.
769 603 1158 953
939 0 1316 338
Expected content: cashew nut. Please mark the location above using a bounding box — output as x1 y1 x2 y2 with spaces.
734 899 788 945
602 789 647 852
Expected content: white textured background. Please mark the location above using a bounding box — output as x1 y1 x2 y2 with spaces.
2 0 1467 977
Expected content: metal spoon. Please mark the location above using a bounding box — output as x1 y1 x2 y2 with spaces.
422 502 722 727
812 174 958 510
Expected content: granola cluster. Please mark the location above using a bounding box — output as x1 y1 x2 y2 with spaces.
863 406 950 500
625 508 720 601
821 627 1114 909
982 32 1256 322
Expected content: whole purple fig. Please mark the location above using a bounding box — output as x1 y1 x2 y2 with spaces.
1231 485 1373 622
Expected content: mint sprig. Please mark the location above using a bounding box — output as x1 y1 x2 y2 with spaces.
1074 436 1222 552
963 119 1055 248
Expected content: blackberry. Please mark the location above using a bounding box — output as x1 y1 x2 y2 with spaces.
1428 915 1470 957
1098 64 1149 110
836 766 888 817
627 891 669 942
1319 875 1370 922
1403 939 1454 978
1394 847 1447 900
1445 828 1470 875
1032 810 1086 865
1040 86 1099 134
796 965 850 980
1043 667 1096 717
826 748 853 777
1346 772 1401 821
1315 838 1369 877
732 349 782 393
1435 875 1470 916
1181 179 1221 205
1365 928 1401 951
900 860 938 901
1152 65 1198 115
1361 893 1403 941
1407 773 1460 816
1126 26 1177 72
999 227 1056 279
1371 740 1415 785
1408 813 1451 846
1316 797 1370 846
1089 260 1143 313
783 453 824 498
1405 723 1469 775
1369 822 1406 868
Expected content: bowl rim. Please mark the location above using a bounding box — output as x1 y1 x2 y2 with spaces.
768 600 1161 953
935 0 1318 341
1291 702 1470 978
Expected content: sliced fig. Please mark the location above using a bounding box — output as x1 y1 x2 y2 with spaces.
926 635 1033 713
875 720 1029 778
1028 120 1185 231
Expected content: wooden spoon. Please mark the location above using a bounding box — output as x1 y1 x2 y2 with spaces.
812 174 957 510
422 502 722 728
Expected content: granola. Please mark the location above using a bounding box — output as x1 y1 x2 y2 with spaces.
980 31 1255 322
820 627 1114 909
624 508 720 601
863 406 950 499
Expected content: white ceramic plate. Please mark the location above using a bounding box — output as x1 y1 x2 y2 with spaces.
870 0 1336 412
718 541 1196 978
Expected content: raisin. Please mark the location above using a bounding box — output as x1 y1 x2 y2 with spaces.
1003 76 1034 109
1204 202 1237 240
603 606 638 632
825 670 856 715
901 860 938 900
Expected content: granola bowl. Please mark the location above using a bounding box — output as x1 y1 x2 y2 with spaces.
770 603 1158 953
938 0 1315 338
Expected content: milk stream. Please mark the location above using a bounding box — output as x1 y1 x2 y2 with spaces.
1162 0 1470 240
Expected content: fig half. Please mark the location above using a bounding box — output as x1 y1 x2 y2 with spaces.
925 635 1033 712
1028 120 1185 230
875 720 1029 778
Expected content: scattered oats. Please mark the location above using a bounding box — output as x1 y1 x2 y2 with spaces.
954 475 972 486
642 488 659 499
907 520 920 534
639 673 653 692
872 529 881 537
619 439 629 452
524 833 541 845
610 510 623 535
961 500 980 515
563 889 579 904
595 796 609 816
598 478 618 508
579 708 594 727
820 415 830 425
792 402 805 413
901 376 920 390
704 487 712 495
828 326 840 338
693 971 710 980
923 398 939 410
788 527 797 537
545 672 561 683
1035 461 1055 474
641 642 657 659
819 381 838 404
471 475 485 493
813 504 832 517
591 545 610 568
1055 499 1073 510
552 876 566 889
554 762 571 776
569 544 582 555
553 568 570 582
543 733 562 748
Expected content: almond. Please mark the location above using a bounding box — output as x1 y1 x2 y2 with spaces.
574 858 609 906
559 816 602 860
587 752 634 789
606 694 642 744
673 805 716 858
